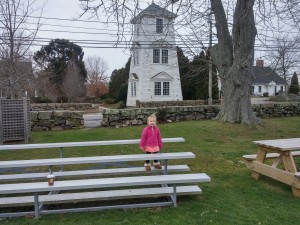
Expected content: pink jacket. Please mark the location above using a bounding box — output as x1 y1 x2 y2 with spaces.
139 126 163 151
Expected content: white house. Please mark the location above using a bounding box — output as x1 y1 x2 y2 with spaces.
126 3 183 107
251 60 285 96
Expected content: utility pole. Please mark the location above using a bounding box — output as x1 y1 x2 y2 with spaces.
208 12 213 105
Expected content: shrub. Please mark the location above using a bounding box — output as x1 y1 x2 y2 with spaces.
116 101 125 109
31 96 52 103
103 98 116 104
263 92 269 97
57 96 68 103
156 107 168 122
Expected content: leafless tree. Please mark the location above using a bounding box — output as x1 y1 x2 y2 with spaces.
0 0 44 98
263 36 300 96
86 56 109 84
61 61 86 102
79 0 300 124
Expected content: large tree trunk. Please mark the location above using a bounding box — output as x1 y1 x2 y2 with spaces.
210 0 260 124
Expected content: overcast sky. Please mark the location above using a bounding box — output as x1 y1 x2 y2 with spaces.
32 0 300 80
33 0 133 76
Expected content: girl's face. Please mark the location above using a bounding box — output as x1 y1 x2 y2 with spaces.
148 118 156 126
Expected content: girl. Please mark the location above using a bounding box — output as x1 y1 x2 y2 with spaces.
139 113 163 171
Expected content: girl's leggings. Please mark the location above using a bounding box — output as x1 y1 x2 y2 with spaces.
145 151 158 164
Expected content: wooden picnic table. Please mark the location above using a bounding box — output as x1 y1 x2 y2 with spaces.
243 138 300 197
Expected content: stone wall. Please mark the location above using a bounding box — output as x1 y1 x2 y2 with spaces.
31 103 97 111
29 102 300 131
31 111 84 131
102 102 300 127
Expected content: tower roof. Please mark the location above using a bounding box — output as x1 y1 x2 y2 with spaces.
131 3 177 23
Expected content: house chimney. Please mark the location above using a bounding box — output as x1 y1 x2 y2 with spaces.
256 60 264 67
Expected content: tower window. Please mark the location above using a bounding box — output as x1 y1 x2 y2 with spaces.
156 18 163 33
162 50 168 64
153 49 160 63
131 82 136 96
154 82 170 96
153 49 168 64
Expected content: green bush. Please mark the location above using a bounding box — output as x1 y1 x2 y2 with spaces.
116 101 125 109
103 98 116 104
57 96 68 103
31 96 52 103
263 92 269 97
156 107 168 122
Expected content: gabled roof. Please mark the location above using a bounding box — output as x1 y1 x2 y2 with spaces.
129 73 139 80
151 71 173 80
131 3 177 23
252 66 285 85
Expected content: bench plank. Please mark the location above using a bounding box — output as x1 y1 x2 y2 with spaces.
0 165 190 181
243 151 300 160
0 152 195 168
0 185 201 207
0 138 185 151
0 173 211 194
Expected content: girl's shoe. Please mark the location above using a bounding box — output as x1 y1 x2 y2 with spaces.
144 163 151 171
153 162 162 169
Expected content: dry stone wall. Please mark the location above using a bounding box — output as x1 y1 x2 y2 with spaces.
102 103 300 127
31 103 96 111
31 111 84 131
30 102 300 131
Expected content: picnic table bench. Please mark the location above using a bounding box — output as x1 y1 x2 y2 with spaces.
0 138 211 218
243 138 300 197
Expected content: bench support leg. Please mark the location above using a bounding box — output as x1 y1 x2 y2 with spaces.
49 165 53 174
34 193 40 219
60 147 64 172
173 185 177 207
164 160 168 175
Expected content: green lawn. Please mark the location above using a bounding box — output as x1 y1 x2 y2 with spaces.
1 117 300 225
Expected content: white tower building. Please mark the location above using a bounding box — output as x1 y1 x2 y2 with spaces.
126 3 183 107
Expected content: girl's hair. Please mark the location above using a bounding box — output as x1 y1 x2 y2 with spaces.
147 113 157 122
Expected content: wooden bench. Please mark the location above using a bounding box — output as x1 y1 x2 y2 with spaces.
243 151 300 160
0 138 211 218
243 138 300 197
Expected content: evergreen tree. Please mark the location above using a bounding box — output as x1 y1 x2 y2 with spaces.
289 72 299 95
108 57 130 99
177 47 190 100
177 47 219 101
34 39 87 84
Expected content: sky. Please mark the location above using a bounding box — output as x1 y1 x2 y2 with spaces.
32 0 134 76
29 0 300 81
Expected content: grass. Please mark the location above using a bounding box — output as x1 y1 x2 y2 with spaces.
1 117 300 225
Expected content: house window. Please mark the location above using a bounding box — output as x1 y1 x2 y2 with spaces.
280 86 284 91
153 49 160 63
154 82 161 95
163 82 170 95
275 86 277 93
251 86 254 94
258 86 262 93
156 18 163 33
153 49 168 64
131 82 136 97
154 82 170 96
162 50 168 64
